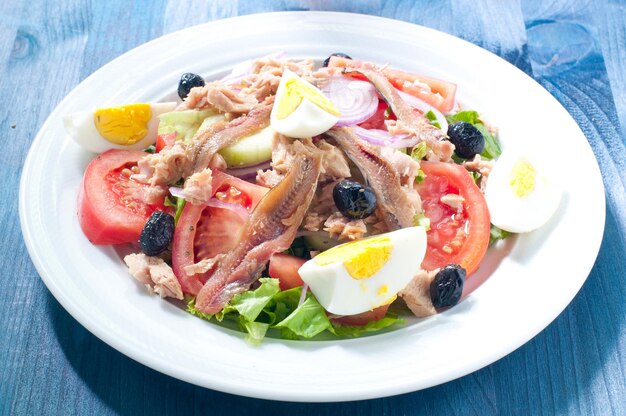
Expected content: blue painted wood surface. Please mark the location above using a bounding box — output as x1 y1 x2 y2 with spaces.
1 1 625 414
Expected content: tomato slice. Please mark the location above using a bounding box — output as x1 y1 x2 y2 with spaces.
172 172 268 295
155 132 176 153
328 57 457 114
358 100 394 130
416 162 490 276
78 149 169 245
331 304 390 326
384 68 457 114
268 253 306 290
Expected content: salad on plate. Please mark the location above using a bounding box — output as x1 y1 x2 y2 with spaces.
63 52 561 344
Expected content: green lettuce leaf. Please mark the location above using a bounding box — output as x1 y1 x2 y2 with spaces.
274 295 333 338
229 277 280 322
242 321 270 345
446 110 502 160
186 297 213 321
489 225 513 245
164 196 186 225
423 110 441 129
332 314 404 337
474 123 501 160
446 110 480 124
186 278 406 344
410 142 429 161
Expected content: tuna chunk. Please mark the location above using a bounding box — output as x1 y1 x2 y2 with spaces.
256 136 350 188
463 154 495 192
124 253 184 300
323 212 368 240
398 269 438 317
182 168 214 205
178 82 259 114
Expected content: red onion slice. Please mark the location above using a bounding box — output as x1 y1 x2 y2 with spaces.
298 283 309 307
321 76 379 126
351 126 418 149
395 88 448 132
220 60 252 85
206 198 249 222
225 161 272 181
169 186 185 199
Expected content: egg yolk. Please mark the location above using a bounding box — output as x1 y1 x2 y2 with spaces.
313 236 392 279
509 160 536 197
94 104 152 145
275 77 340 120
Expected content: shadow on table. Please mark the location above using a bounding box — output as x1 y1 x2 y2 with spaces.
46 208 625 415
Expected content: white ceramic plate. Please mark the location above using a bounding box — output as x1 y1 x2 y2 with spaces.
19 12 605 402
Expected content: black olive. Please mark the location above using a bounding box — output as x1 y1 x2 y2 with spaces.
430 264 466 310
322 52 352 68
140 211 175 256
332 180 377 219
178 73 205 100
447 121 485 159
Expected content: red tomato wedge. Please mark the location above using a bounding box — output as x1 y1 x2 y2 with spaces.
328 57 457 114
416 162 490 276
172 172 269 295
78 149 169 245
331 304 390 326
268 253 306 290
384 69 457 114
155 132 176 153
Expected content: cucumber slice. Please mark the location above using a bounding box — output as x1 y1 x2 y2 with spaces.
219 126 276 168
158 109 223 143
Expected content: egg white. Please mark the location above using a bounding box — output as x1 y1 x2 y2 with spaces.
63 102 176 153
485 149 562 233
298 226 427 316
270 70 339 138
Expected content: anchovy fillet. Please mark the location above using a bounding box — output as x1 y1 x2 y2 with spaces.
326 126 417 230
187 96 274 175
195 145 322 314
344 68 450 159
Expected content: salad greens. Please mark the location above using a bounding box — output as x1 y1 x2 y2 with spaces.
164 195 186 225
446 110 502 160
187 278 404 345
489 225 512 246
424 110 441 129
410 142 429 161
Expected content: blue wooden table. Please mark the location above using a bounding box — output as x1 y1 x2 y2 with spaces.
1 1 625 414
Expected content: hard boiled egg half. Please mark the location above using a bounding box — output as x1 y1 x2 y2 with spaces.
64 102 176 152
270 69 340 138
298 226 427 316
485 148 562 233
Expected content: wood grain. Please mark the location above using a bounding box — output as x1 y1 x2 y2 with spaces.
0 0 624 415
